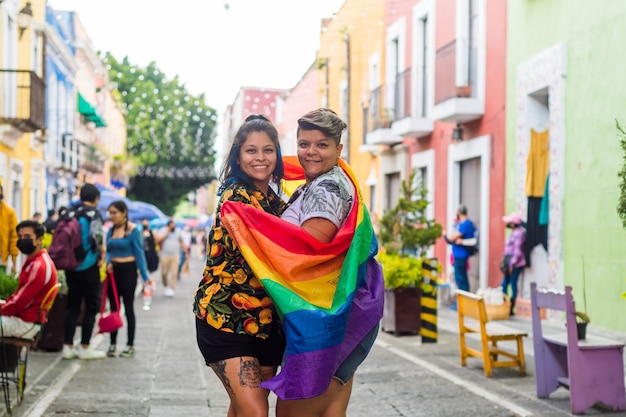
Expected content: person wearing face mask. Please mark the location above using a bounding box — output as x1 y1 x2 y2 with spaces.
0 183 18 275
500 212 527 316
0 220 58 338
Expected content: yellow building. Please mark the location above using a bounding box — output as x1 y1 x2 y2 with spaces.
0 0 46 220
317 0 386 217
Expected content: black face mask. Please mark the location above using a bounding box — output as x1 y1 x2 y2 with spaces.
0 194 3 201
17 238 37 255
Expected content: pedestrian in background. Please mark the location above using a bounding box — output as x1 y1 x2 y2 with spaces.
444 205 476 293
500 212 526 316
155 219 185 297
1 220 58 338
193 114 287 417
42 207 65 249
32 212 42 223
105 200 150 358
141 219 159 275
0 182 18 275
177 225 192 277
62 183 106 360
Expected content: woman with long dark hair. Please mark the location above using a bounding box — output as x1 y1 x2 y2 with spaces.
193 114 286 417
105 200 150 358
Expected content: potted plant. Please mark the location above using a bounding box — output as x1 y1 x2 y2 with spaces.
0 268 18 300
0 269 19 371
378 169 442 335
574 258 591 340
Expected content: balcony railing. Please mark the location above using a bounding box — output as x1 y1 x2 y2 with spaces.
367 86 394 131
432 38 483 123
435 40 458 104
393 69 411 120
80 144 104 173
0 70 46 132
434 40 478 104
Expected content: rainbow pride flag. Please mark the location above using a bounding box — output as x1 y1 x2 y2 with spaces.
220 157 384 400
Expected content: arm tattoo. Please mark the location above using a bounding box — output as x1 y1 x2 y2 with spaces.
238 358 262 388
210 361 235 397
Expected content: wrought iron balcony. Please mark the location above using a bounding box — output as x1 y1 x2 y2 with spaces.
80 144 105 173
391 68 434 138
364 86 402 146
432 40 483 124
0 70 46 132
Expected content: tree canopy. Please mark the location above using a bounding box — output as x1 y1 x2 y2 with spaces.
104 53 218 215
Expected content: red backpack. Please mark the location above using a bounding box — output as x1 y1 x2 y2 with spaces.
47 212 86 271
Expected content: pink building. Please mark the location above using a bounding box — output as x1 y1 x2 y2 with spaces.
365 0 507 289
277 63 320 156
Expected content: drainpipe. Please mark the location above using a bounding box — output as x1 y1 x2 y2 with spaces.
344 32 350 162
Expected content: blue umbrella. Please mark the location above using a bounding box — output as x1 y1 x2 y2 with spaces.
128 201 168 222
149 217 170 229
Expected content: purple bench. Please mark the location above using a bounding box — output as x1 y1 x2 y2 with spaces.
530 283 626 414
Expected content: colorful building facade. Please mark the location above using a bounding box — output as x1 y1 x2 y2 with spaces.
0 0 46 220
507 0 626 331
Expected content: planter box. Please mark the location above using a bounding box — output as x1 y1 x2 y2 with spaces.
36 293 68 352
381 287 421 336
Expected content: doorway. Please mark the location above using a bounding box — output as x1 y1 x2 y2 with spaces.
460 157 481 291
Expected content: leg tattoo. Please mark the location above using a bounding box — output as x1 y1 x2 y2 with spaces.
238 358 262 388
211 360 235 397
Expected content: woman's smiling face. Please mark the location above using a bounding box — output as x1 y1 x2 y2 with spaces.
237 130 277 192
297 129 342 183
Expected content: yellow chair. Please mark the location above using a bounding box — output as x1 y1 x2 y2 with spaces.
457 289 527 377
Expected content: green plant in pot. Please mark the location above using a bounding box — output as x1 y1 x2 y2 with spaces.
378 169 442 335
575 258 591 340
0 268 18 300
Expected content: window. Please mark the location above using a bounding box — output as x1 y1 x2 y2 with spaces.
385 172 401 212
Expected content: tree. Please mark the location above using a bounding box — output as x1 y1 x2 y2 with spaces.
104 53 218 215
379 169 442 257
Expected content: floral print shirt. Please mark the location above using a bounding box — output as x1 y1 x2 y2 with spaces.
193 182 286 339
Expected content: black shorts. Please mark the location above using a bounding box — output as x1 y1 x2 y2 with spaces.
196 318 285 367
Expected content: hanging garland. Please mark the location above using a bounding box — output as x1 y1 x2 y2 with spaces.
135 165 216 181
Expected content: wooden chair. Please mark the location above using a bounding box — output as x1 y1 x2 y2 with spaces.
531 283 626 414
0 283 60 414
457 289 528 377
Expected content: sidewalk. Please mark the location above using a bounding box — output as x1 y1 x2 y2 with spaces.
4 254 626 416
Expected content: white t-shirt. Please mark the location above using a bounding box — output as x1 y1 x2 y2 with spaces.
281 165 355 229
158 227 182 255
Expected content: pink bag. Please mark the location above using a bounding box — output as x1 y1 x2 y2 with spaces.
98 273 124 334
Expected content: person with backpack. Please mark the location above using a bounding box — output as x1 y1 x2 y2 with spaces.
444 205 476 294
59 183 106 360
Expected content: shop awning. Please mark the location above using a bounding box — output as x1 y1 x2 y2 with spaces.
77 93 107 127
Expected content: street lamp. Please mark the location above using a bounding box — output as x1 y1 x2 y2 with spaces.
17 2 33 39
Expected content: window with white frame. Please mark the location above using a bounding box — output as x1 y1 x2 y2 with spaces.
384 172 401 213
413 0 435 118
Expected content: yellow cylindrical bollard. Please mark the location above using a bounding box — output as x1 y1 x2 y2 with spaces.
420 258 439 343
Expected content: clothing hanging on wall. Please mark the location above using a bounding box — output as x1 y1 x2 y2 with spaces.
524 197 548 267
526 129 550 197
539 175 549 226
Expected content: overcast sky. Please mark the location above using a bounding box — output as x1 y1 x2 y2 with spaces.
49 0 345 116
